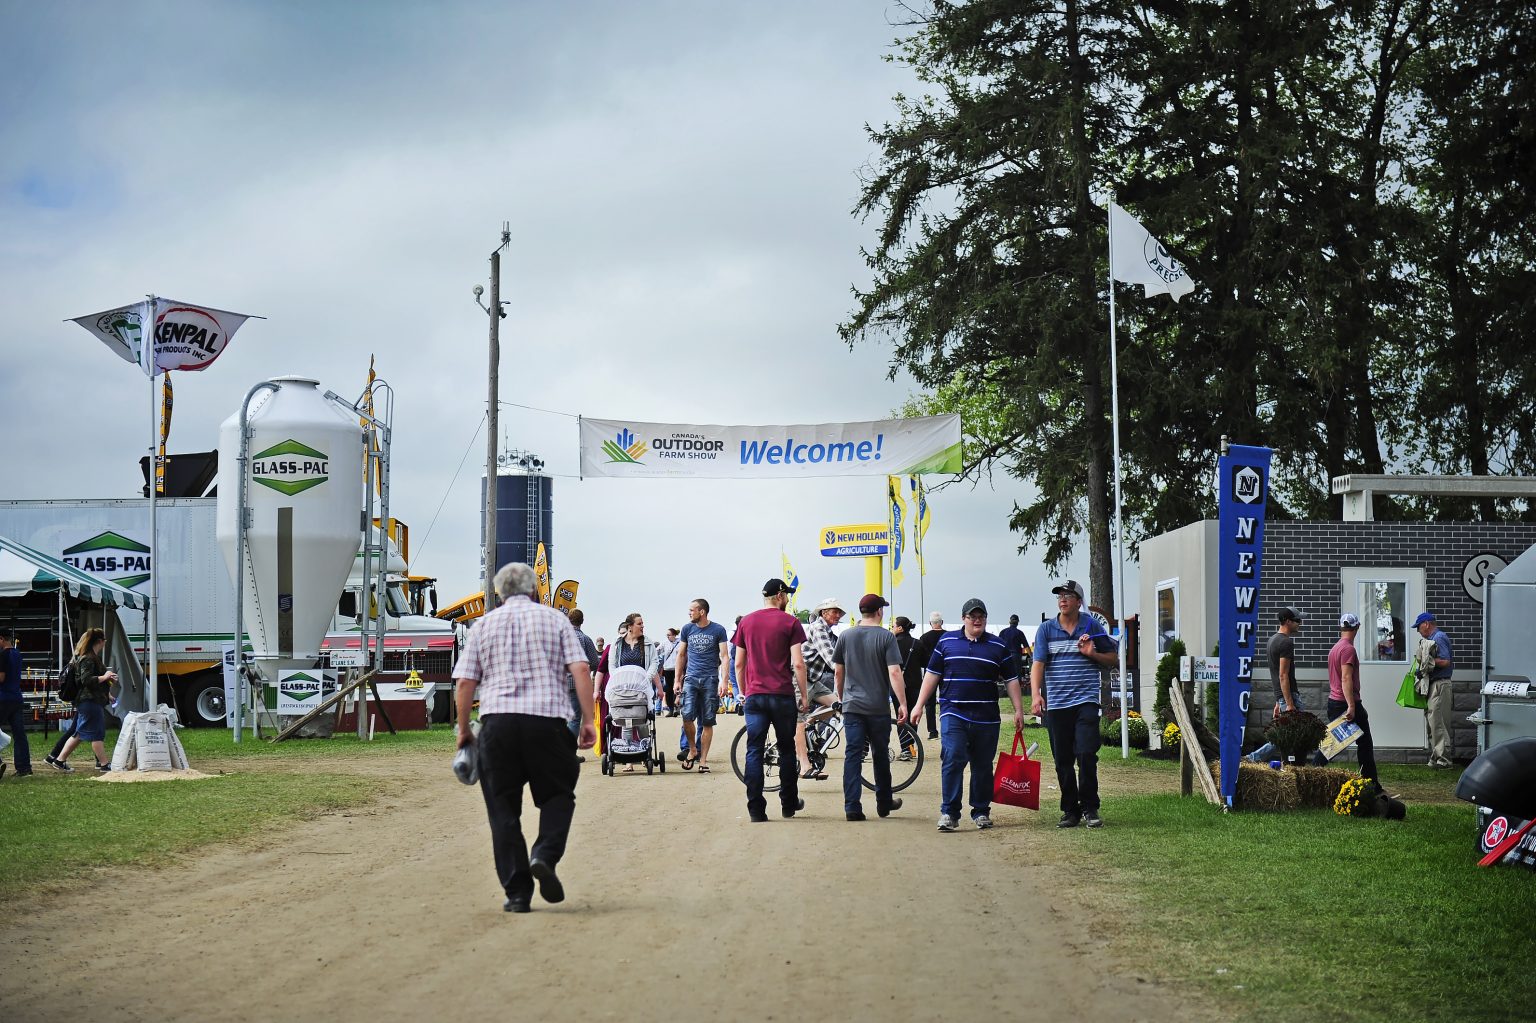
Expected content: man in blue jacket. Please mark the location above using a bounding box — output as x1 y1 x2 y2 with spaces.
1031 581 1118 829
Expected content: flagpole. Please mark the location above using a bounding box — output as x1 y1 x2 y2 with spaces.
146 317 160 712
1107 204 1129 760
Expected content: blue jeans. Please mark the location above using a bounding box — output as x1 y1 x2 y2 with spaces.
843 712 892 814
1046 702 1100 815
2 699 31 774
743 693 799 818
939 715 999 820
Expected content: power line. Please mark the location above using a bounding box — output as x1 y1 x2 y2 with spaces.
498 399 580 420
414 413 486 565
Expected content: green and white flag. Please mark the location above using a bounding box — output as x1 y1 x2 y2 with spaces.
70 297 261 376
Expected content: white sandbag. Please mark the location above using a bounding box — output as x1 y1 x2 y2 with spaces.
111 711 142 770
135 714 174 771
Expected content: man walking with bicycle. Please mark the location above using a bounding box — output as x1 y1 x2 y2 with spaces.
832 593 908 821
733 578 810 822
911 599 1024 832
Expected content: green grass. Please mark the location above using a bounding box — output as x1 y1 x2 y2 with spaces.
0 723 458 902
1001 705 1535 1021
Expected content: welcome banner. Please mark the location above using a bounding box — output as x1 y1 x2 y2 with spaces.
579 415 961 479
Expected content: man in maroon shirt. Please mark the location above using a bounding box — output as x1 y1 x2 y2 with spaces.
732 578 810 822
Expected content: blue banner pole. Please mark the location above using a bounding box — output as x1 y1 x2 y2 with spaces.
1217 444 1274 807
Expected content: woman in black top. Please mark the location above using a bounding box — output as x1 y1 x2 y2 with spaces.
54 628 118 772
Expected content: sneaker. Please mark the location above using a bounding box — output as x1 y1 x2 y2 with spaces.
877 797 902 818
936 814 959 832
1084 811 1104 829
1057 812 1081 829
47 757 74 773
974 814 994 830
96 762 112 773
896 750 913 762
782 797 805 819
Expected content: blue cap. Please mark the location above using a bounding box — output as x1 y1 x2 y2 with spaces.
1414 611 1436 628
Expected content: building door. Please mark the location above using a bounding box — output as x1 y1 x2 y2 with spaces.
1340 567 1426 749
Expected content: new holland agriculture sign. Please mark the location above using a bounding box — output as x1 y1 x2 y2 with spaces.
252 439 330 496
579 415 961 479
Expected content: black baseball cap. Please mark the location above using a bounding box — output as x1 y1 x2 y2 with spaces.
763 578 796 596
1051 580 1085 600
961 598 988 618
1277 605 1307 623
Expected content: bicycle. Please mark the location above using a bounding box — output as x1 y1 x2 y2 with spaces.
729 702 924 793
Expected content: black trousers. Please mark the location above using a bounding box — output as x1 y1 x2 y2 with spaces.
661 670 677 712
477 713 579 900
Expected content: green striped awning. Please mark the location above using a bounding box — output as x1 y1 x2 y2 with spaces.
0 533 151 610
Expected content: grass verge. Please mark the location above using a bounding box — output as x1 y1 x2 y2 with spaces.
1003 712 1536 1022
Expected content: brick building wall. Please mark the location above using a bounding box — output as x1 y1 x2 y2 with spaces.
1247 522 1536 763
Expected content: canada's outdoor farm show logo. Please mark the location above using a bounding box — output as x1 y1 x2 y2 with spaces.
603 428 648 465
252 439 330 495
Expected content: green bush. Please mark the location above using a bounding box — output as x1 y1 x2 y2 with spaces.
1100 711 1149 749
1152 638 1188 732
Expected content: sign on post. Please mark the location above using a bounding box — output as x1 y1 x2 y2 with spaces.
818 523 890 558
1217 445 1274 808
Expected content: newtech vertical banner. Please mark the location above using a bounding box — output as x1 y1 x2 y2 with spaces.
1217 444 1274 807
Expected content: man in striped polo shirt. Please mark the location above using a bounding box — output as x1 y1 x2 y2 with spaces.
1030 580 1118 829
911 598 1025 832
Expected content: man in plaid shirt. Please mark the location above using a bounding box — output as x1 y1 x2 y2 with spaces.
455 562 596 913
794 597 844 780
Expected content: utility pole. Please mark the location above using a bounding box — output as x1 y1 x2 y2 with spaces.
478 224 511 613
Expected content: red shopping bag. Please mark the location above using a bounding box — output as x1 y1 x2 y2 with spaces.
993 731 1041 810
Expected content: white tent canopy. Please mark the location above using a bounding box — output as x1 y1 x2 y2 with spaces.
0 533 150 609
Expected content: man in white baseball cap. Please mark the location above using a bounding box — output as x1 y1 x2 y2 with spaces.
795 597 845 779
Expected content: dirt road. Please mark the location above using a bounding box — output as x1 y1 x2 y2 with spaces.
6 720 1202 1022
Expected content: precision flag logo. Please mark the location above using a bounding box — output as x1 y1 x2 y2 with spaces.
95 309 144 356
61 531 152 589
602 428 648 465
251 439 330 495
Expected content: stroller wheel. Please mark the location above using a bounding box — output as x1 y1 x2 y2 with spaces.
659 754 666 773
646 760 654 775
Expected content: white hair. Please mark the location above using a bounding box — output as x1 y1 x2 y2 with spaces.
494 562 537 599
929 612 943 626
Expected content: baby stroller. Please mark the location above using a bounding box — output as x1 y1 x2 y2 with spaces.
601 665 666 776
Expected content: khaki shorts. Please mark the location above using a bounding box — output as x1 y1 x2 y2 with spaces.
799 680 835 721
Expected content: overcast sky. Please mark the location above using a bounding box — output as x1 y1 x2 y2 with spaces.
2 1 1115 646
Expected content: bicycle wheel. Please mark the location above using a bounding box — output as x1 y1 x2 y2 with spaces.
860 721 924 793
729 724 784 793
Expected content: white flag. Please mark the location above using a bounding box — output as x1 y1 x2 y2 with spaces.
70 297 261 376
1109 203 1195 302
70 300 151 372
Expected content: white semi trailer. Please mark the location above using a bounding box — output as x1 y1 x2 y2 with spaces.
0 497 457 726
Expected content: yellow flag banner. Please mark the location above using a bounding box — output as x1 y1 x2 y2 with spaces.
552 579 579 613
887 475 907 589
781 553 800 614
156 373 173 495
909 475 931 576
534 543 551 604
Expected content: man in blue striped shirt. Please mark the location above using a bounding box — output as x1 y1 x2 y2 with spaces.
911 598 1024 832
1030 580 1118 829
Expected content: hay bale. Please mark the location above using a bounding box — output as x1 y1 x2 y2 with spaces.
1211 760 1301 812
1292 765 1355 809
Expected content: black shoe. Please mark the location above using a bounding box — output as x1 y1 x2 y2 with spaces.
782 797 805 819
846 810 867 821
927 732 939 739
1084 811 1104 829
877 797 902 818
749 811 769 823
1057 812 1081 829
529 858 565 904
503 896 531 913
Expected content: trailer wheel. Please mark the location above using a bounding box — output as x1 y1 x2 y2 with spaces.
183 675 227 728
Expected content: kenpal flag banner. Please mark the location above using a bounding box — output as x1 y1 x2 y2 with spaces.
1217 444 1274 808
579 415 961 479
1109 203 1196 302
69 296 260 376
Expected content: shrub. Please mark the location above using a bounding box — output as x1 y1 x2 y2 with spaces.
1152 639 1187 732
1264 710 1326 761
1100 711 1149 748
1162 722 1182 750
